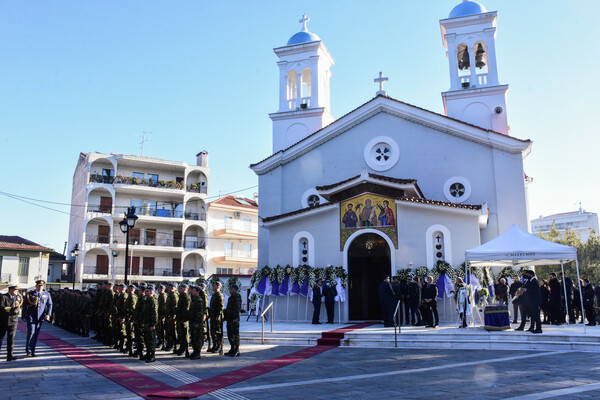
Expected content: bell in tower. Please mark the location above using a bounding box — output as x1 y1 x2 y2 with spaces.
475 43 486 69
458 47 470 70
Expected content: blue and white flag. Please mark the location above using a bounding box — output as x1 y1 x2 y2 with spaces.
257 276 267 295
271 278 280 296
279 276 289 296
465 274 481 290
299 277 309 297
436 274 455 298
290 280 300 296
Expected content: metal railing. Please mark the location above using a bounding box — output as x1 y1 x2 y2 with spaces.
261 302 274 344
393 300 402 347
184 212 207 221
87 205 112 214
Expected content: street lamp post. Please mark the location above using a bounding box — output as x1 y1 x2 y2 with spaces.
71 244 80 290
120 206 138 285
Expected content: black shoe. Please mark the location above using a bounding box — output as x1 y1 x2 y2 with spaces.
512 320 518 324
586 323 596 326
172 347 179 354
175 348 186 356
164 345 173 352
146 353 156 363
230 350 240 357
190 351 201 360
139 352 147 361
207 347 218 353
531 329 543 334
312 322 322 325
425 325 433 328
514 327 524 331
6 356 17 361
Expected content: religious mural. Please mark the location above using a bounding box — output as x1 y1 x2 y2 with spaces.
340 193 398 250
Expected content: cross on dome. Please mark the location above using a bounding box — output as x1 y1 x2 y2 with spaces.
299 14 310 32
374 71 389 96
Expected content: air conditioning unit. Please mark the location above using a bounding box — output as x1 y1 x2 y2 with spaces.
300 103 308 109
233 211 241 218
461 81 470 89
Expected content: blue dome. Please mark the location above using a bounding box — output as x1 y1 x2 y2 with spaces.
449 1 487 18
287 31 321 46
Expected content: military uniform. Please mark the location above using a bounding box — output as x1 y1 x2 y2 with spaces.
164 285 178 351
125 286 138 355
142 286 159 363
208 288 225 353
156 286 167 348
1 284 23 361
175 286 190 356
133 286 146 358
225 287 242 357
188 287 206 360
23 280 53 356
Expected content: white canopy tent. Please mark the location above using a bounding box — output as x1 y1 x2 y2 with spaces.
464 223 587 333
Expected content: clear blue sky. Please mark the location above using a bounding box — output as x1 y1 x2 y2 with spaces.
1 1 598 253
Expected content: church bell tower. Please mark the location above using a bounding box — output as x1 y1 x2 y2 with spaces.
440 1 509 134
270 14 335 153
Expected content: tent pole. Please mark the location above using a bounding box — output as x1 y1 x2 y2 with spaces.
560 263 569 325
574 259 586 334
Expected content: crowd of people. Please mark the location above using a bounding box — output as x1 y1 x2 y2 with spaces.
0 279 242 362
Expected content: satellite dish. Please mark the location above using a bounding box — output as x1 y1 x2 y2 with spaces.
199 269 205 276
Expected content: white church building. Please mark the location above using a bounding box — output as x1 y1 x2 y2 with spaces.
251 1 532 321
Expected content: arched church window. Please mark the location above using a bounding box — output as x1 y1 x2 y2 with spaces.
443 176 471 203
287 70 298 100
433 231 445 263
307 194 320 207
301 68 312 101
299 237 309 264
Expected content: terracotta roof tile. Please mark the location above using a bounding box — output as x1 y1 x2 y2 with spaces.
398 196 482 210
0 236 54 252
210 195 258 210
262 202 335 223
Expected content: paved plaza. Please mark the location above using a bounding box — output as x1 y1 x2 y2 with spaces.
2 322 600 400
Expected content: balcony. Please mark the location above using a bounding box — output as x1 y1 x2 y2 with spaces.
81 265 196 281
213 249 257 265
184 240 206 250
184 212 206 221
186 184 207 194
89 174 115 184
85 234 111 245
138 208 183 219
87 204 112 214
213 220 258 238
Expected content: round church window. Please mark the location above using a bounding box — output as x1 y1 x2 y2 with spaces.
364 136 399 172
443 176 471 203
307 194 320 207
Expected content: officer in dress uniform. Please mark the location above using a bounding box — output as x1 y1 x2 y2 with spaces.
225 284 242 357
24 279 53 357
1 283 23 361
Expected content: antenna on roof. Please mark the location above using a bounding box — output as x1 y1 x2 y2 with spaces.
135 131 152 156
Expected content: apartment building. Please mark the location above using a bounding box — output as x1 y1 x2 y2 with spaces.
206 195 258 277
68 151 209 284
531 207 599 242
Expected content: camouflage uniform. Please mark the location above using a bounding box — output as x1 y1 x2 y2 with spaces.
200 288 210 347
156 288 167 347
188 289 205 359
164 287 178 350
225 291 242 356
81 293 93 337
114 286 128 351
208 289 225 353
103 286 115 345
142 291 158 362
175 288 190 356
134 288 146 358
125 288 138 355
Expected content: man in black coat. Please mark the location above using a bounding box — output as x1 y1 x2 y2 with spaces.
495 278 509 304
402 277 411 325
322 279 337 324
548 273 562 324
560 273 575 324
378 276 395 327
582 279 596 326
1 284 23 361
312 279 323 324
421 276 439 328
408 277 423 326
519 270 542 333
509 276 522 323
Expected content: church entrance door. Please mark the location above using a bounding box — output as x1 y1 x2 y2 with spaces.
347 233 391 321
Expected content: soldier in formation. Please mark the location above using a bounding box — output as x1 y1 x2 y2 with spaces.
51 280 244 362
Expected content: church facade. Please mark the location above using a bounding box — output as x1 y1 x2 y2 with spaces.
251 2 532 321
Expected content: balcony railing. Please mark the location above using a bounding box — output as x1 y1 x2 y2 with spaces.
219 220 258 233
224 249 253 258
186 184 207 194
89 174 115 184
138 208 183 218
114 176 185 190
184 212 206 221
83 266 110 275
184 240 206 250
85 234 111 244
87 204 112 214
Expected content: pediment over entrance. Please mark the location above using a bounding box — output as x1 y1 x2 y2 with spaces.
316 170 423 202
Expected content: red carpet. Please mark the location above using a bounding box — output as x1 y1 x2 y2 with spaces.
18 322 173 399
19 321 377 399
150 322 379 399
